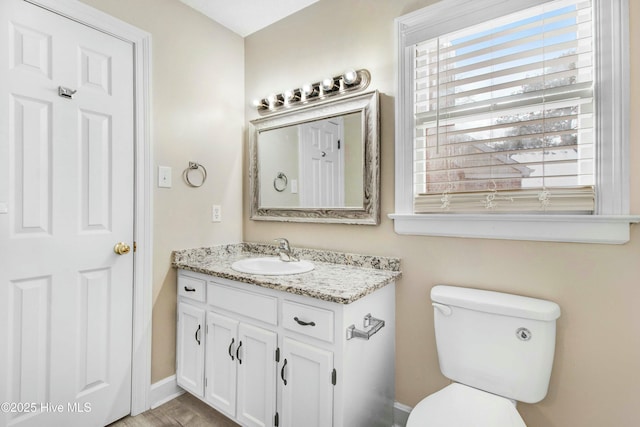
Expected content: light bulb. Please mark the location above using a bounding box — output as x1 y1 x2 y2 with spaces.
301 83 314 96
267 94 278 109
321 78 335 91
343 69 358 85
283 89 297 104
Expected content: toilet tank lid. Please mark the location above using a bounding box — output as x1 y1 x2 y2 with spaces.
431 285 561 321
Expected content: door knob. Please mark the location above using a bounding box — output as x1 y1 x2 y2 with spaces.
114 242 131 255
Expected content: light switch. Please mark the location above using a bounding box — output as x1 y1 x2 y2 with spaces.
0 202 7 214
158 166 172 188
290 179 298 194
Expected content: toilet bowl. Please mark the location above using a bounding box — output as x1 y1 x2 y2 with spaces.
405 285 560 427
406 383 525 427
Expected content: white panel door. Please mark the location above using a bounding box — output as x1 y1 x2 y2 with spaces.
205 311 238 418
176 303 205 397
0 1 135 426
236 323 277 427
299 118 344 207
281 337 333 427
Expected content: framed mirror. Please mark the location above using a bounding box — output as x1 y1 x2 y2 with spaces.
249 90 379 224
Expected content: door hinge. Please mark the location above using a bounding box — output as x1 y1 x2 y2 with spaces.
331 368 337 386
275 347 280 362
274 411 279 427
338 139 341 149
133 241 137 252
205 377 208 387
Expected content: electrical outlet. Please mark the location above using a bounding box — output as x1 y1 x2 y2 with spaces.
212 205 222 222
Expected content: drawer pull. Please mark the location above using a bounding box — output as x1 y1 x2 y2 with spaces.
281 358 288 386
184 286 196 292
236 340 243 364
346 313 385 341
228 338 235 361
293 316 316 327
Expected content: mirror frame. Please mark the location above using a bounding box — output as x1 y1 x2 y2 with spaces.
249 90 380 225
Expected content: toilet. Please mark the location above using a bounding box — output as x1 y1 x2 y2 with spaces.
406 285 561 427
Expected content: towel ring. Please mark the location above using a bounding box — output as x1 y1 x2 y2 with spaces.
184 162 207 187
273 172 288 192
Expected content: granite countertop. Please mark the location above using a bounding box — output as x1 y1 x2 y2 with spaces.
172 243 401 304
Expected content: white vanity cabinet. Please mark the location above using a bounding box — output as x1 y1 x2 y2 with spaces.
176 268 396 427
176 274 206 398
280 336 334 426
205 311 277 427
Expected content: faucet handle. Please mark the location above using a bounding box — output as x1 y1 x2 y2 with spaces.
274 237 290 249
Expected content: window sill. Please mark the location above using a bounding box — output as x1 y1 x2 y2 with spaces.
389 214 640 244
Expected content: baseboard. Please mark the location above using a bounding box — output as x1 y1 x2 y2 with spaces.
150 377 409 425
150 375 185 409
393 401 411 427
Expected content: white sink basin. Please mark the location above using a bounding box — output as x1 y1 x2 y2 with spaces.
231 257 315 276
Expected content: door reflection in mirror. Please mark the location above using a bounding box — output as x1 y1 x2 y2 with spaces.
258 112 363 208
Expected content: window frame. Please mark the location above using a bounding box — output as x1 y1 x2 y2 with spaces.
392 0 639 244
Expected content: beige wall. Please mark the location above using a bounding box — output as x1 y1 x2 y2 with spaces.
245 1 640 426
79 0 245 382
258 126 300 207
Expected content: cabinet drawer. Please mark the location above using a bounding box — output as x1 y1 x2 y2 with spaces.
282 301 334 343
208 283 278 325
178 273 206 302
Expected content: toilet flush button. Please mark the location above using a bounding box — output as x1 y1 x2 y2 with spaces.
516 327 532 341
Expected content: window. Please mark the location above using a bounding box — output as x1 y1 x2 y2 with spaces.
393 0 639 243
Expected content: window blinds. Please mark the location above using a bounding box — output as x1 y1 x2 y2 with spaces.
413 0 595 214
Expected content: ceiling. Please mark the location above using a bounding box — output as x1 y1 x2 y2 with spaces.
178 0 320 37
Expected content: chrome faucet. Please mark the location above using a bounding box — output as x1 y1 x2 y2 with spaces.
274 238 299 262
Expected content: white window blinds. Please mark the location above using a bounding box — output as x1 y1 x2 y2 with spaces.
413 0 595 214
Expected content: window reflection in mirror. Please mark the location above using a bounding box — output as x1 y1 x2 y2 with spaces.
258 112 363 209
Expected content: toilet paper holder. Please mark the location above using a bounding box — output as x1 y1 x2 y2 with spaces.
346 313 385 340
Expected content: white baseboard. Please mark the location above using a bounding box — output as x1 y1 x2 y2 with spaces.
393 401 412 427
150 375 184 409
149 377 410 425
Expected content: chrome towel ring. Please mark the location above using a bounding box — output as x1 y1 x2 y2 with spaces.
184 161 207 187
273 172 288 192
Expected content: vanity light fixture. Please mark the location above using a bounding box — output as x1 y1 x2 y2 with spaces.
253 68 371 114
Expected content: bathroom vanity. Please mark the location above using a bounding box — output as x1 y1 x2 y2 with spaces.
172 243 400 427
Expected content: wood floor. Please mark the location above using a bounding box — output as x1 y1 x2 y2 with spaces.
108 393 240 427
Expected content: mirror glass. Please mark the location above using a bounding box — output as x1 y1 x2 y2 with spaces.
257 112 363 209
249 91 379 224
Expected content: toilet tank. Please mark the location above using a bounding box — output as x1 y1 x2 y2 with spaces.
431 285 561 404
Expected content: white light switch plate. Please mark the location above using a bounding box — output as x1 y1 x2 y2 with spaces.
0 202 7 214
158 166 172 188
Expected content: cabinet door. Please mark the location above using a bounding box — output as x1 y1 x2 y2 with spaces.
237 323 278 427
176 302 205 397
205 312 239 417
281 337 333 427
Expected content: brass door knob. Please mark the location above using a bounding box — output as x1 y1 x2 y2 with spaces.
114 242 131 255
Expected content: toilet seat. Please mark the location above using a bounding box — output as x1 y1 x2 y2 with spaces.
406 383 527 427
